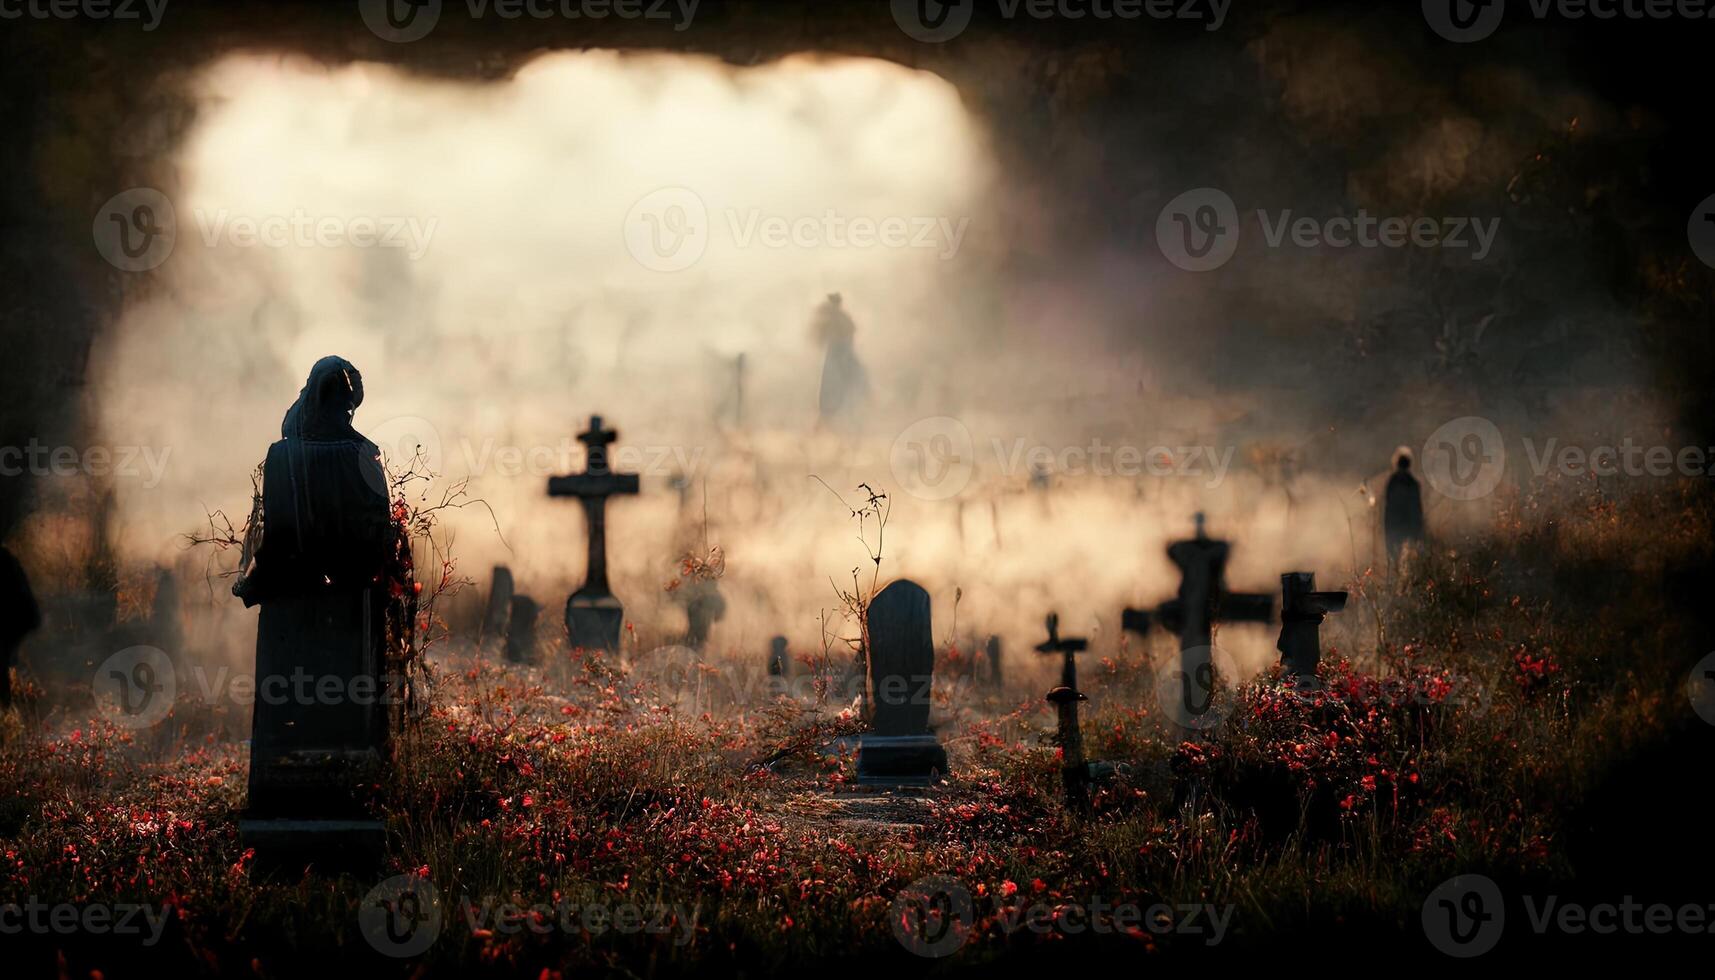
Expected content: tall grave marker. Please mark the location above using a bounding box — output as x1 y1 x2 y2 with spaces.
856 580 949 786
547 416 640 652
1123 513 1273 723
1277 572 1347 679
1035 614 1091 811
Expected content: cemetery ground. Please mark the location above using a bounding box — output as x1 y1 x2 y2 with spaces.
2 480 1713 975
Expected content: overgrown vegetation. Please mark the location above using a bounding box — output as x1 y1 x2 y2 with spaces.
2 479 1711 975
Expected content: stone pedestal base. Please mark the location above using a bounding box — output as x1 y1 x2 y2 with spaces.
239 818 384 871
566 590 624 652
856 734 948 787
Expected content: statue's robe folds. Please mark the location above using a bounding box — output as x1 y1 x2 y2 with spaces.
240 435 393 820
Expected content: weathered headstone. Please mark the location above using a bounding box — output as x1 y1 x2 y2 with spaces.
766 635 789 698
505 594 540 664
130 565 188 684
481 565 514 649
1123 513 1272 722
1277 572 1347 678
148 566 183 653
856 580 948 786
547 416 640 652
1035 614 1090 812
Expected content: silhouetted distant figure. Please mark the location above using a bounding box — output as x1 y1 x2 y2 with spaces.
814 293 869 429
233 356 398 850
1384 451 1425 567
0 545 40 710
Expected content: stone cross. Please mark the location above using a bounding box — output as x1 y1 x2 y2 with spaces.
1035 613 1090 811
1277 572 1347 678
1123 513 1272 721
855 579 949 786
547 415 640 651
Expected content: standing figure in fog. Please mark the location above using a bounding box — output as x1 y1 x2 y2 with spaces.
814 293 869 429
1384 448 1425 569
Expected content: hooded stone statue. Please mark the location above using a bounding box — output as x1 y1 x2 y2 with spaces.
236 355 390 603
235 356 400 859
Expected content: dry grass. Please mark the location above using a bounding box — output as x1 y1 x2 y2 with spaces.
2 479 1711 974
